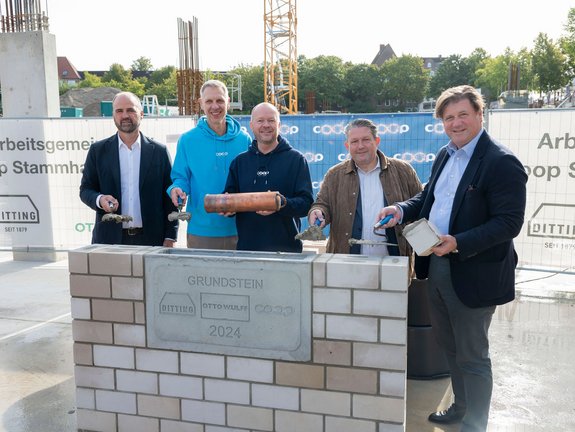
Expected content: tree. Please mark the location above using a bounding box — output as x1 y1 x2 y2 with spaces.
131 56 153 72
78 71 103 88
342 63 381 112
228 64 265 113
474 55 509 102
146 69 178 105
104 79 145 98
380 55 428 112
298 55 346 111
531 33 568 95
466 48 489 87
559 7 575 80
427 55 473 98
59 81 72 95
148 66 176 86
102 63 133 85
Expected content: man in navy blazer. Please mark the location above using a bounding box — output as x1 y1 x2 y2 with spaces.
80 92 178 247
379 85 527 432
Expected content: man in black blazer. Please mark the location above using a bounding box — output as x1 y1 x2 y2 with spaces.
379 85 527 432
80 92 178 247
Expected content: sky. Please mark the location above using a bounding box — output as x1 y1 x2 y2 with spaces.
43 0 574 72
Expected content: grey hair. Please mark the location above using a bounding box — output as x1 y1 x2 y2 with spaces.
200 79 229 99
344 118 378 139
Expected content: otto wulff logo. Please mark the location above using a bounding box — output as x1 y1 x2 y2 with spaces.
0 195 40 224
528 203 575 240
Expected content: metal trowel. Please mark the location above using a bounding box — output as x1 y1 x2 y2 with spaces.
349 215 398 247
101 201 133 223
168 196 192 222
102 213 133 223
295 218 326 241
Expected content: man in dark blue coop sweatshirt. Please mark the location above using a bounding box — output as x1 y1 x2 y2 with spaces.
224 102 313 252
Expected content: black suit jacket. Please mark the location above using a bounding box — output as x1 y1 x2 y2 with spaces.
79 133 178 246
399 130 527 308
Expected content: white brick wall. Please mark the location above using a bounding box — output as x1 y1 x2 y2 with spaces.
353 291 407 318
118 413 159 432
114 323 146 347
301 389 350 416
205 379 250 404
116 370 158 394
160 374 203 399
227 357 273 383
313 288 351 313
95 389 137 414
181 352 225 378
181 400 226 425
252 384 299 410
74 365 115 389
276 410 323 432
69 246 408 432
136 348 178 373
326 315 378 342
70 297 91 319
93 345 135 369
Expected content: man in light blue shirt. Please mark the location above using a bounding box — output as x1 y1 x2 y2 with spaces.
378 85 527 432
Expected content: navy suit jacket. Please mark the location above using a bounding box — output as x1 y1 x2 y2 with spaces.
399 130 527 308
79 133 178 246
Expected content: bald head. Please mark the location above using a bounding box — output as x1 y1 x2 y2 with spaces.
250 103 281 153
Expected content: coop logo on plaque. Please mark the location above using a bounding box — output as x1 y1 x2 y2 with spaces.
159 292 196 316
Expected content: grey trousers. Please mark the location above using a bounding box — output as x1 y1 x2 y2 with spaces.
428 255 496 432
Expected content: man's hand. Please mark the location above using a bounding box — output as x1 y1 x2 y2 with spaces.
432 235 458 256
256 210 276 216
170 187 187 208
375 205 400 229
163 239 175 248
308 209 325 228
100 195 118 213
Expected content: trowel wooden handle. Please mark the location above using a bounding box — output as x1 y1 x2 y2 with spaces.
204 191 285 213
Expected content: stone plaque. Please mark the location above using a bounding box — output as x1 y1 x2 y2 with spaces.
145 249 314 361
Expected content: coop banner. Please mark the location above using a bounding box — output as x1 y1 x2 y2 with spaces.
3 111 571 270
236 113 446 194
0 113 445 252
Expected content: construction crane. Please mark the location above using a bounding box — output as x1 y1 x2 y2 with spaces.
264 0 298 114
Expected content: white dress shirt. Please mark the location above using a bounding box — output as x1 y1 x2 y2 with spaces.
118 135 143 229
429 129 482 235
357 159 389 257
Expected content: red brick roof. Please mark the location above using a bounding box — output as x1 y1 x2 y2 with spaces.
57 56 82 81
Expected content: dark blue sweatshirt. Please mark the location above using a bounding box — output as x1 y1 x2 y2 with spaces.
224 135 313 252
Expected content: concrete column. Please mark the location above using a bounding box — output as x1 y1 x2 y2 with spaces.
0 31 60 117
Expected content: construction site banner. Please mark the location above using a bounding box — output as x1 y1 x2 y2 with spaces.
0 117 195 251
488 109 575 270
235 113 446 194
0 110 574 270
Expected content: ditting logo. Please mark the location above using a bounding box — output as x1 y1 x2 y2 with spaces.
527 203 575 240
159 292 196 316
0 195 40 224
